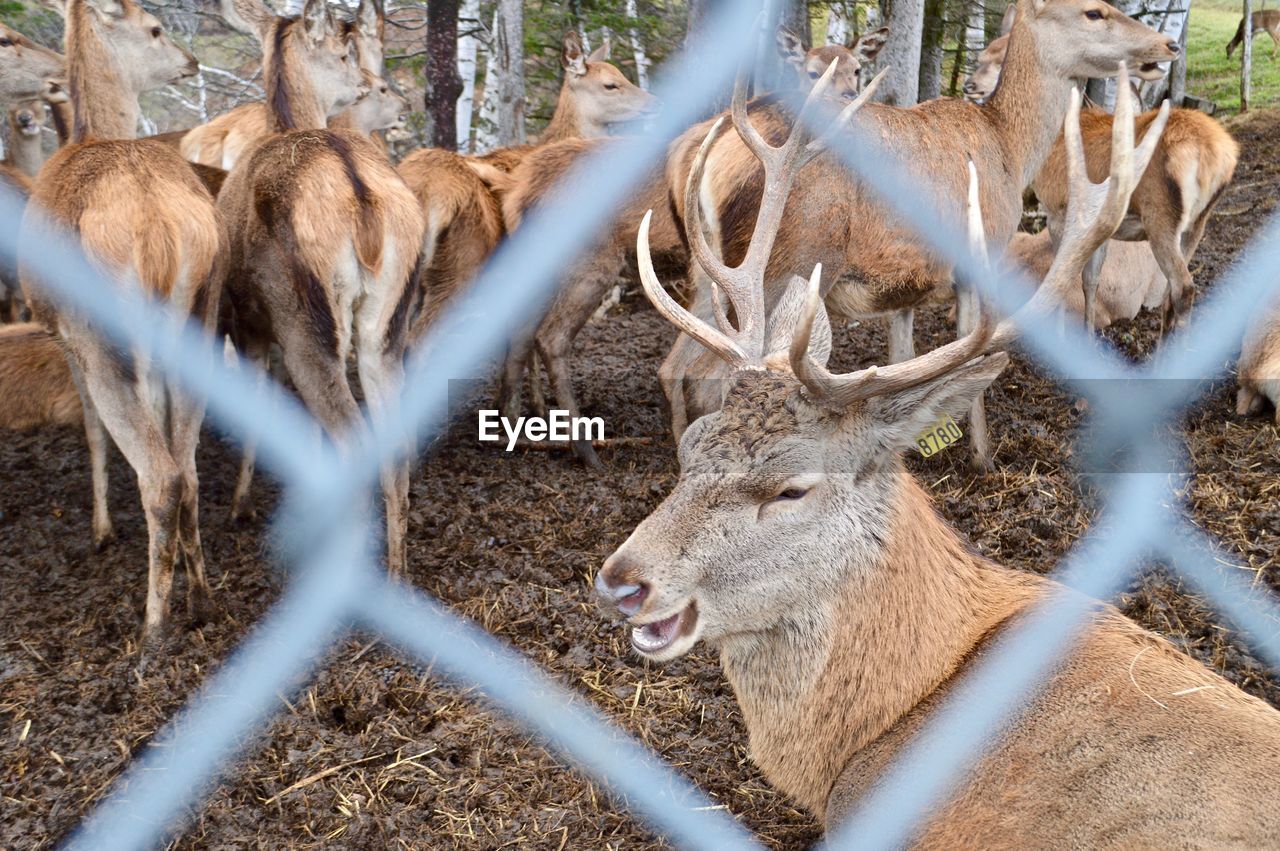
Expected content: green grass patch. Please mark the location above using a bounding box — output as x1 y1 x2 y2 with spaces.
1186 0 1280 114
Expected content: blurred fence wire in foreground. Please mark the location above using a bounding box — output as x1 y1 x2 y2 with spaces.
0 3 1274 849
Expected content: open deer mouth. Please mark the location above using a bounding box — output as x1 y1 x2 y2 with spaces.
1136 61 1166 80
630 600 697 656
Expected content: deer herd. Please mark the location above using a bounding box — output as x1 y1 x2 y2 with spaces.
1 0 1278 842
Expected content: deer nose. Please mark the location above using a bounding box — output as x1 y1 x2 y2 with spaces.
595 556 649 616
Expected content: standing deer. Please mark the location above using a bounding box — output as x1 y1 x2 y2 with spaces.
963 26 1238 335
775 25 889 100
1226 9 1280 59
598 74 1280 842
661 0 1178 471
217 0 425 572
180 0 396 170
398 31 659 368
18 0 225 653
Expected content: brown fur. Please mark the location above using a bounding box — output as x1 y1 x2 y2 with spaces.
0 163 33 321
0 323 81 429
1034 108 1239 326
218 0 424 569
396 148 505 338
4 100 50 178
1226 9 1280 58
19 0 225 647
0 23 65 103
1236 293 1280 424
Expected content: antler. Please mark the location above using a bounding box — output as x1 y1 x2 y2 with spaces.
791 160 996 406
637 56 886 371
988 63 1170 348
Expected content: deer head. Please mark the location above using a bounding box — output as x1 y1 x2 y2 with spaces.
346 70 409 137
963 5 1014 103
8 99 48 140
73 0 198 92
597 67 1167 663
263 0 367 131
559 30 660 134
1011 0 1178 88
0 24 65 103
775 26 889 101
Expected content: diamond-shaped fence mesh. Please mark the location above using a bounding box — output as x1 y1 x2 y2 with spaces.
2 2 1278 848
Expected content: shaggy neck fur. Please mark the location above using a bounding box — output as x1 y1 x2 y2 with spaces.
720 468 1042 815
982 17 1076 188
67 2 138 142
265 19 328 132
542 79 597 143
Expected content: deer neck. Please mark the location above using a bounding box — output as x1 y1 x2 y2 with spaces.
982 23 1077 188
8 132 44 177
542 83 597 143
66 5 140 142
719 469 1040 816
264 20 328 132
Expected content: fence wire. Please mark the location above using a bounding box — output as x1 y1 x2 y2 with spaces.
0 2 1274 849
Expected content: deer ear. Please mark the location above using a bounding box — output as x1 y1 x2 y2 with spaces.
302 0 333 43
588 37 612 62
851 26 889 62
865 354 1008 453
775 26 806 69
356 0 382 40
562 30 588 76
765 273 832 367
220 0 271 41
83 0 125 20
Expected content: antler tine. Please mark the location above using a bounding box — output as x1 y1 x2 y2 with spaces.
985 76 1172 351
793 163 996 407
684 115 760 342
637 210 751 369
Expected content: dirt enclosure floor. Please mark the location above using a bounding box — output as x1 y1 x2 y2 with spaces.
3 111 1280 849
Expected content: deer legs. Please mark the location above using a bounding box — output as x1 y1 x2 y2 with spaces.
1081 240 1110 334
1148 227 1194 338
955 282 993 471
68 358 115 550
888 308 915 362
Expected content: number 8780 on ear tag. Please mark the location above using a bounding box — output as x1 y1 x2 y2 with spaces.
915 413 963 458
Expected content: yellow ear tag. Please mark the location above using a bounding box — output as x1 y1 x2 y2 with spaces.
915 413 963 458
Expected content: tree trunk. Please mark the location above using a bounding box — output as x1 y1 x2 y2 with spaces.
496 0 526 145
880 0 926 105
754 0 808 94
965 0 986 68
827 2 851 45
686 0 733 116
456 0 481 151
919 0 946 102
475 10 500 152
1169 8 1189 107
425 0 464 150
625 0 651 90
1242 0 1253 112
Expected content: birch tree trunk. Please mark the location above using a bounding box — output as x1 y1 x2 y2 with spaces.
1242 0 1253 112
686 0 732 117
880 0 926 105
456 0 481 151
625 0 651 90
827 3 851 45
496 0 526 145
476 10 500 152
919 0 946 102
965 0 986 68
425 0 464 150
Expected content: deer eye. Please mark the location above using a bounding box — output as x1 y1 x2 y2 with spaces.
807 70 820 79
379 85 388 93
151 26 162 37
0 37 13 47
603 82 620 91
772 486 809 502
1084 9 1104 20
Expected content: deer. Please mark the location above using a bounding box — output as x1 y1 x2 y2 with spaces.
397 30 659 379
964 26 1238 337
1236 295 1280 425
597 64 1280 842
179 0 400 171
487 27 892 467
659 0 1178 472
1226 9 1280 59
0 322 81 429
16 0 226 654
0 23 65 104
4 99 51 178
775 24 889 100
216 0 425 572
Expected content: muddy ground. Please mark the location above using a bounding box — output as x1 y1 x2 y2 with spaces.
3 111 1279 850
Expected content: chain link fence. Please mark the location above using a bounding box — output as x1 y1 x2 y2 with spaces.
2 2 1277 848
